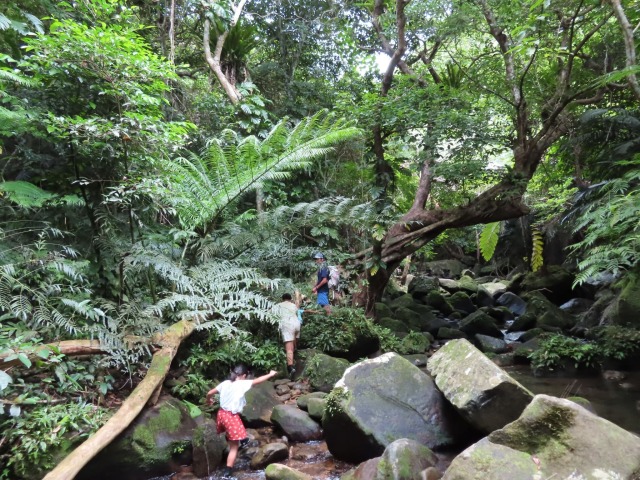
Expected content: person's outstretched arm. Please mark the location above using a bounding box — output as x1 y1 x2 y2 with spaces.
206 387 219 405
252 370 278 385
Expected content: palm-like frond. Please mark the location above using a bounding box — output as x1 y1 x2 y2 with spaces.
152 111 360 230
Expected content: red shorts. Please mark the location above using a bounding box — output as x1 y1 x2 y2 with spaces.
216 408 246 441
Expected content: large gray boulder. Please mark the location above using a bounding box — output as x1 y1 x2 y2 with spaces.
271 405 323 442
191 424 227 477
323 353 467 463
250 442 289 469
243 381 280 427
479 281 507 299
427 339 533 433
496 292 527 316
424 260 465 278
443 394 640 480
408 276 440 297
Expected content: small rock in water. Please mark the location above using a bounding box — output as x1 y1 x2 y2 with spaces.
602 370 626 382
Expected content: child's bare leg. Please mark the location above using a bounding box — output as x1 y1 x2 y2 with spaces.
227 439 239 467
285 341 294 366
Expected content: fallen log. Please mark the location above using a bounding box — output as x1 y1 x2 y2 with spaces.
1 340 106 369
42 319 195 480
1 335 151 370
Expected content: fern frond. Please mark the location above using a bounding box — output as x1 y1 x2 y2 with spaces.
0 181 55 208
479 222 500 261
151 111 360 230
530 228 544 272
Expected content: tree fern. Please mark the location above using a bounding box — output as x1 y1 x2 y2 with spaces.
148 111 360 231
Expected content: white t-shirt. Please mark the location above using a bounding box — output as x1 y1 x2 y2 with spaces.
215 379 253 414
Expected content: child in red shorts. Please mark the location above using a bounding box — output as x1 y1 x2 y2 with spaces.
206 365 277 477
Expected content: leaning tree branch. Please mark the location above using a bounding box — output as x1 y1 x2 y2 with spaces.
203 0 248 105
42 319 196 480
609 0 640 100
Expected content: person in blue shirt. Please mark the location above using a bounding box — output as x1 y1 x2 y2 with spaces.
312 252 331 314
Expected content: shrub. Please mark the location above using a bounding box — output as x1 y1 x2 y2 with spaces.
0 402 110 479
528 333 599 371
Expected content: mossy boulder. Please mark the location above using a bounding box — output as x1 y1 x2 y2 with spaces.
436 327 467 340
427 339 533 434
602 273 640 327
390 293 419 311
377 438 438 480
459 310 503 338
442 395 640 480
448 292 476 315
423 291 454 314
375 302 394 319
423 317 451 335
408 276 440 297
306 397 326 421
522 291 577 331
520 265 574 304
301 352 350 393
393 307 423 332
323 353 467 463
296 391 327 411
424 259 465 278
408 303 438 321
77 395 201 480
399 332 431 354
474 334 508 354
378 316 409 335
457 275 478 294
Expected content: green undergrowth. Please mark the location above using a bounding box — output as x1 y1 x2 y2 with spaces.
528 327 640 372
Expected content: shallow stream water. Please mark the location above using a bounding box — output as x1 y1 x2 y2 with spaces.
506 365 640 434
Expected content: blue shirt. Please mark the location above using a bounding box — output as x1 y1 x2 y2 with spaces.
317 264 330 293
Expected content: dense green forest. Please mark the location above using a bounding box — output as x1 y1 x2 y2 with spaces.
1 0 640 478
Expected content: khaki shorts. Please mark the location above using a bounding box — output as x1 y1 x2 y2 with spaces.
280 318 301 342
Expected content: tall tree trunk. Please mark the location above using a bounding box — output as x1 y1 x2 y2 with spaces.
355 0 610 314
